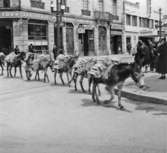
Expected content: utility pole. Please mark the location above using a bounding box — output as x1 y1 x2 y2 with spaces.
56 0 61 51
159 8 162 40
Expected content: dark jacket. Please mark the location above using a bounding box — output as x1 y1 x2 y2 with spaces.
156 42 167 74
29 45 34 53
53 47 58 60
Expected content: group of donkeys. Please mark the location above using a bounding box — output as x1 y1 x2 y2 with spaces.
0 51 145 109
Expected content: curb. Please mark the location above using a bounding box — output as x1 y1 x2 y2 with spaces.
114 88 167 105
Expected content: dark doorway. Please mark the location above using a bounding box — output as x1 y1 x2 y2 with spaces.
139 37 154 45
111 35 122 54
0 20 12 55
54 27 63 51
79 30 94 56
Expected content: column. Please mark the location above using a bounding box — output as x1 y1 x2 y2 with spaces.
73 23 79 53
94 25 99 56
106 25 111 55
48 21 55 56
62 24 67 54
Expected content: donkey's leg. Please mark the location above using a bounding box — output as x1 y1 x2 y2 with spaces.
37 71 40 81
88 76 92 94
117 83 124 109
10 66 13 78
105 85 115 103
54 69 57 85
6 64 9 77
1 64 3 75
68 72 75 86
92 82 97 103
79 75 85 93
14 67 17 77
19 65 23 78
73 74 78 91
66 72 70 84
59 72 65 85
44 69 49 83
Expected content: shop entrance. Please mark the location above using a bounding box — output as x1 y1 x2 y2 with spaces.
0 20 12 54
79 30 94 56
110 35 122 54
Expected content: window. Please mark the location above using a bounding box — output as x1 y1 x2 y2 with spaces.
113 0 117 15
132 16 137 26
99 0 104 12
150 19 154 28
82 0 88 10
3 0 10 8
28 20 48 40
31 0 45 9
126 14 131 25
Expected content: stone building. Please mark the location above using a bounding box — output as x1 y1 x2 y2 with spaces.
122 0 166 54
0 0 123 56
0 0 56 54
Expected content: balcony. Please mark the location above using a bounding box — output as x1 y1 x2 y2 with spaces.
31 0 45 9
94 11 113 22
81 9 91 16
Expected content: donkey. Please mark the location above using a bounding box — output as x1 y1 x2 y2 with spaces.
91 62 144 109
25 53 53 82
68 57 97 92
5 52 26 78
53 54 79 85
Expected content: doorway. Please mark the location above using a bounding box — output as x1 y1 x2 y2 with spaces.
0 20 12 54
79 30 94 56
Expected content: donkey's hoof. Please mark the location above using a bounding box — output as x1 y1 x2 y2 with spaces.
119 105 124 110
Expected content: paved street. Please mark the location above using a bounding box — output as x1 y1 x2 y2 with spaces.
0 72 167 153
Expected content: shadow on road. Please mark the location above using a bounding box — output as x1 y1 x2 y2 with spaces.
126 99 167 116
81 98 132 113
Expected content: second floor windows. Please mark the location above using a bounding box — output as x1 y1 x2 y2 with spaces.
0 0 10 8
82 0 89 10
99 0 104 12
112 0 117 15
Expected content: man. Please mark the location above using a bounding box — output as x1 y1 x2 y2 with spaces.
28 44 34 53
156 38 167 79
14 45 20 55
53 45 57 60
127 42 132 55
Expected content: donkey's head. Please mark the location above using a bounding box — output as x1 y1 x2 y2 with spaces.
130 62 145 88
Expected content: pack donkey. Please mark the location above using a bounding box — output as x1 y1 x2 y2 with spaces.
91 62 145 109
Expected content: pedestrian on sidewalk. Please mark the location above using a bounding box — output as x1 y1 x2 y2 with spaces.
156 38 167 79
127 42 132 55
52 45 58 60
28 44 34 53
14 45 20 55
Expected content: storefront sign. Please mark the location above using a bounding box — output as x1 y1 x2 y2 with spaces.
140 30 154 35
0 11 56 22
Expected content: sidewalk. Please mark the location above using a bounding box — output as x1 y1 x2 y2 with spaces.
117 72 167 105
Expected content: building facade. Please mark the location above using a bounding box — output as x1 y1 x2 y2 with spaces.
0 0 123 56
123 0 166 54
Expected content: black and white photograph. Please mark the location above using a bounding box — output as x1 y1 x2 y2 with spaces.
0 0 167 152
